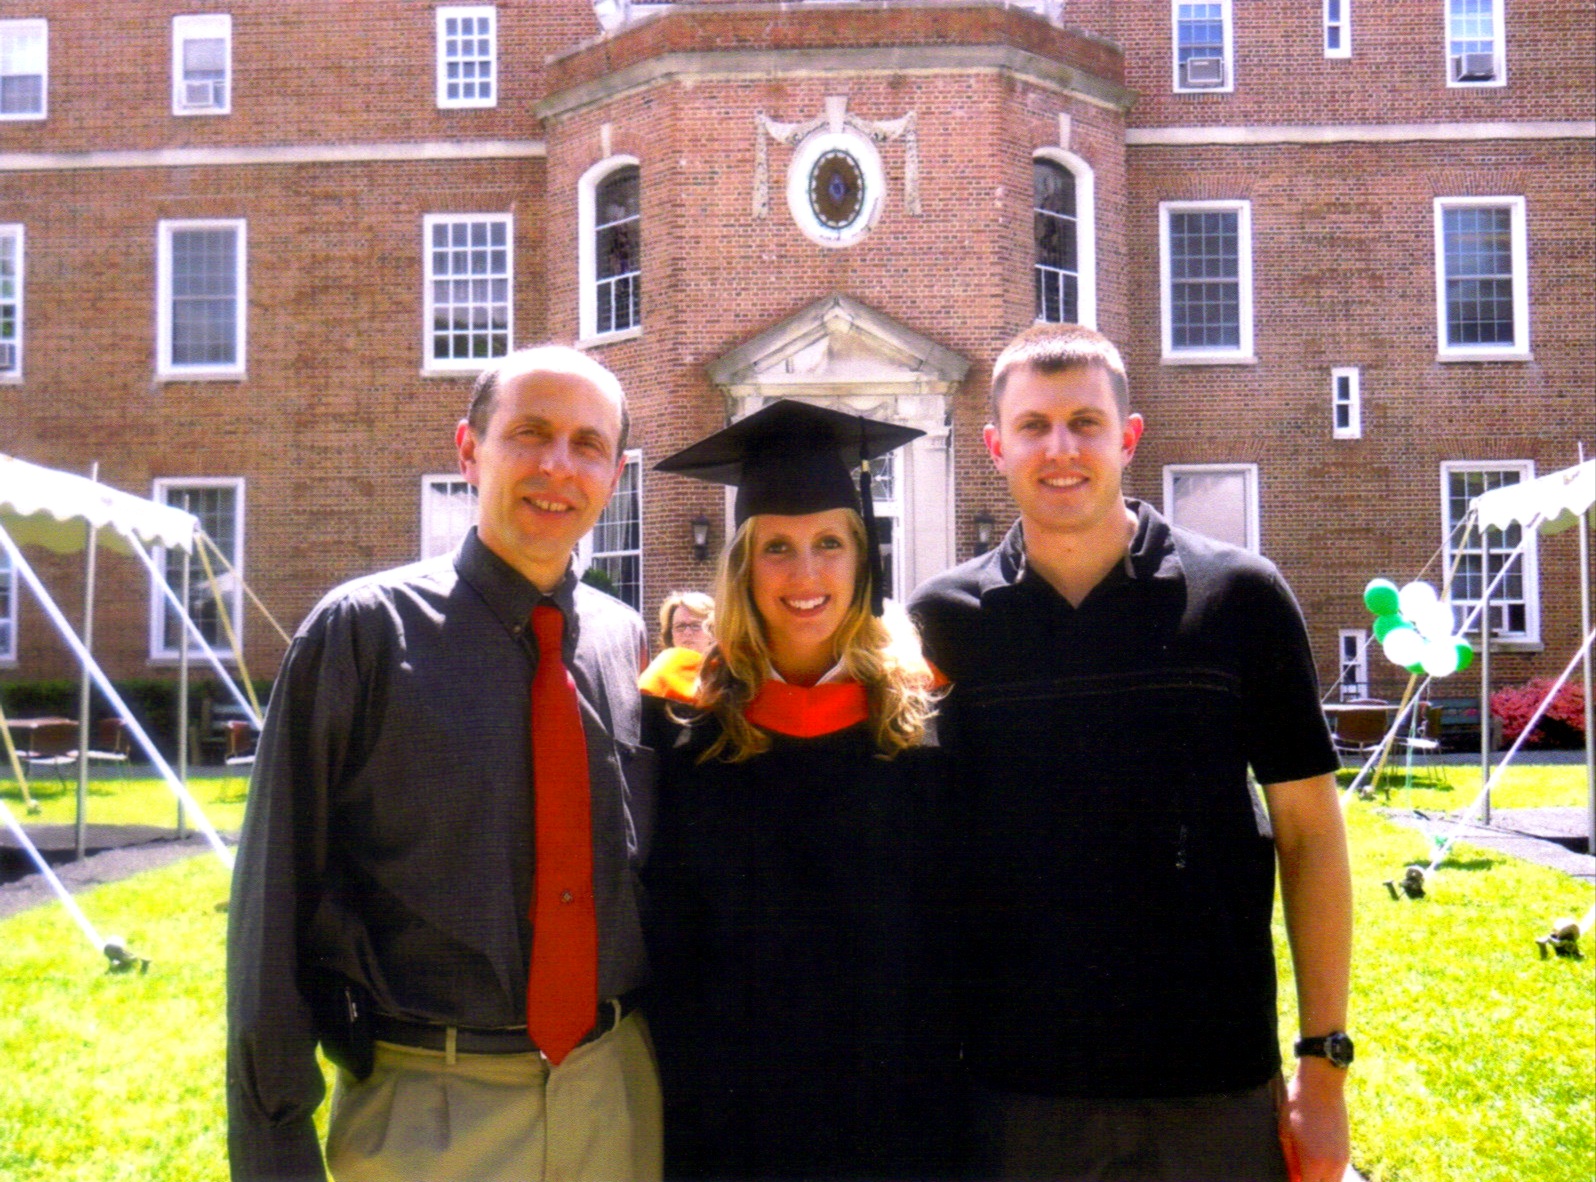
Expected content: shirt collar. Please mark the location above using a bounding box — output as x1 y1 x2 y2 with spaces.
767 660 851 685
454 527 581 639
977 498 1183 602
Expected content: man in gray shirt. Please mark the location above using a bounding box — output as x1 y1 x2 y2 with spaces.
227 346 661 1181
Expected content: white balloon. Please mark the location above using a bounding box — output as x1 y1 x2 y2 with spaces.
1421 638 1461 678
1414 601 1457 642
1382 627 1425 667
1398 580 1439 620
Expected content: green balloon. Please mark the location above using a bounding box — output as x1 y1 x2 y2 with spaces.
1406 662 1426 675
1364 578 1400 617
1454 639 1475 671
1372 613 1404 641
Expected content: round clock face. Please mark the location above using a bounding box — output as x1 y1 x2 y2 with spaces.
786 129 885 248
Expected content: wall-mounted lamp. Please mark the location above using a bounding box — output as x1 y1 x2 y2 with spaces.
690 514 711 562
974 511 995 555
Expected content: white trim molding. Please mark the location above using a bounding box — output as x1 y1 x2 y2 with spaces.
1331 366 1361 440
1126 121 1594 147
0 140 545 174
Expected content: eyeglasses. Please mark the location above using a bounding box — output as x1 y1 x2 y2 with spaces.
672 619 707 635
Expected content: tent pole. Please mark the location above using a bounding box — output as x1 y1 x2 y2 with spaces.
0 521 232 867
1580 476 1594 857
1479 526 1492 825
177 545 189 838
74 462 99 861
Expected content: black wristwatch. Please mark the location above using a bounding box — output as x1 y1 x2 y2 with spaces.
1294 1030 1355 1069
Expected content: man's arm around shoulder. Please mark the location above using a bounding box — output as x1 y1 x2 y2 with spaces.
1263 772 1353 1182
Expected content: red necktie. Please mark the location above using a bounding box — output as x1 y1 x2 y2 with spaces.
526 604 597 1065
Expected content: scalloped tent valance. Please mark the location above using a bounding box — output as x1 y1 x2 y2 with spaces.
0 454 198 556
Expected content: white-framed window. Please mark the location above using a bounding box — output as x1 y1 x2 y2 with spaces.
581 450 642 610
150 478 245 661
870 449 905 603
1338 629 1369 700
1434 197 1528 361
0 225 22 380
1160 200 1253 363
1172 1 1233 92
1331 366 1361 439
1443 461 1539 645
421 474 478 559
1163 463 1260 553
172 14 231 115
1324 0 1351 57
157 219 246 379
0 547 16 663
578 158 642 342
1033 151 1097 329
0 19 47 120
436 5 496 109
424 214 512 371
1447 0 1505 87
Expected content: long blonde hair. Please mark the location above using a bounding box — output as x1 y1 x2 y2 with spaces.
695 509 936 763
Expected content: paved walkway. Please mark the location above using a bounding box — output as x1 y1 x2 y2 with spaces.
1381 806 1594 883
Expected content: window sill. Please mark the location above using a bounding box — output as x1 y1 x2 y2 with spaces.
436 101 499 111
577 326 643 350
172 108 231 118
1437 350 1532 363
0 373 22 384
1462 634 1543 654
1161 353 1257 366
148 652 240 667
420 365 485 379
0 112 46 122
156 369 245 382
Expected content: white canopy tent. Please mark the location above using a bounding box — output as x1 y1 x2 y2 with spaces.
0 454 258 869
1471 458 1595 854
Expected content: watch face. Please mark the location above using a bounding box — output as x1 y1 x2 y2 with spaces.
809 149 865 230
1326 1031 1355 1067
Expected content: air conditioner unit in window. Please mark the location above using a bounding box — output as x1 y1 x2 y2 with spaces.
1181 56 1227 87
0 342 15 371
1452 52 1497 82
181 79 222 109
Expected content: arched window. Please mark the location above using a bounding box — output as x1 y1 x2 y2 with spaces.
586 163 640 338
1034 160 1077 323
1032 151 1094 327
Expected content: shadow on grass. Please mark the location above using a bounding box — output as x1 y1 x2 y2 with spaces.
1434 856 1500 873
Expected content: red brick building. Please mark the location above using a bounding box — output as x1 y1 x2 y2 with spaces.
1 0 1591 708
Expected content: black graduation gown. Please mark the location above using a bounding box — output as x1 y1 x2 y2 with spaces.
643 704 963 1181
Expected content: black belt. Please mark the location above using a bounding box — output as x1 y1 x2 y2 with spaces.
373 992 641 1056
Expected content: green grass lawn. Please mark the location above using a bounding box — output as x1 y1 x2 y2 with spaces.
2 769 250 833
1 765 1591 1181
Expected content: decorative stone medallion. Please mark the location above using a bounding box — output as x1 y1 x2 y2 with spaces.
786 128 885 248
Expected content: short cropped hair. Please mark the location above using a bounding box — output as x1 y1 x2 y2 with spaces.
467 345 631 458
989 323 1130 424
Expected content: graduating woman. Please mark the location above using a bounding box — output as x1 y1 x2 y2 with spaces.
642 401 963 1181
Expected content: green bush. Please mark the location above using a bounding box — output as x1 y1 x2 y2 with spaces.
1 677 274 760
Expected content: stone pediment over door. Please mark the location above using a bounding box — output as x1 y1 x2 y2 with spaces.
706 294 970 599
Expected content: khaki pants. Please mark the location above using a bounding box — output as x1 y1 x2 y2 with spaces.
326 1012 663 1182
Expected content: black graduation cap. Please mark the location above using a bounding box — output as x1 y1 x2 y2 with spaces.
655 399 924 615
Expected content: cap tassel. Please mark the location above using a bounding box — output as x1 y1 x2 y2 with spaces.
859 432 886 617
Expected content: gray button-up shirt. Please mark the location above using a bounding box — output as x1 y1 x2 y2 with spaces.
226 529 654 1180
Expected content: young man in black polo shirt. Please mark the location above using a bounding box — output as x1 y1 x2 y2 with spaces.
910 324 1352 1182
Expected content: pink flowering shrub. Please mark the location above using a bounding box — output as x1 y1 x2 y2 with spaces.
1491 677 1587 748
